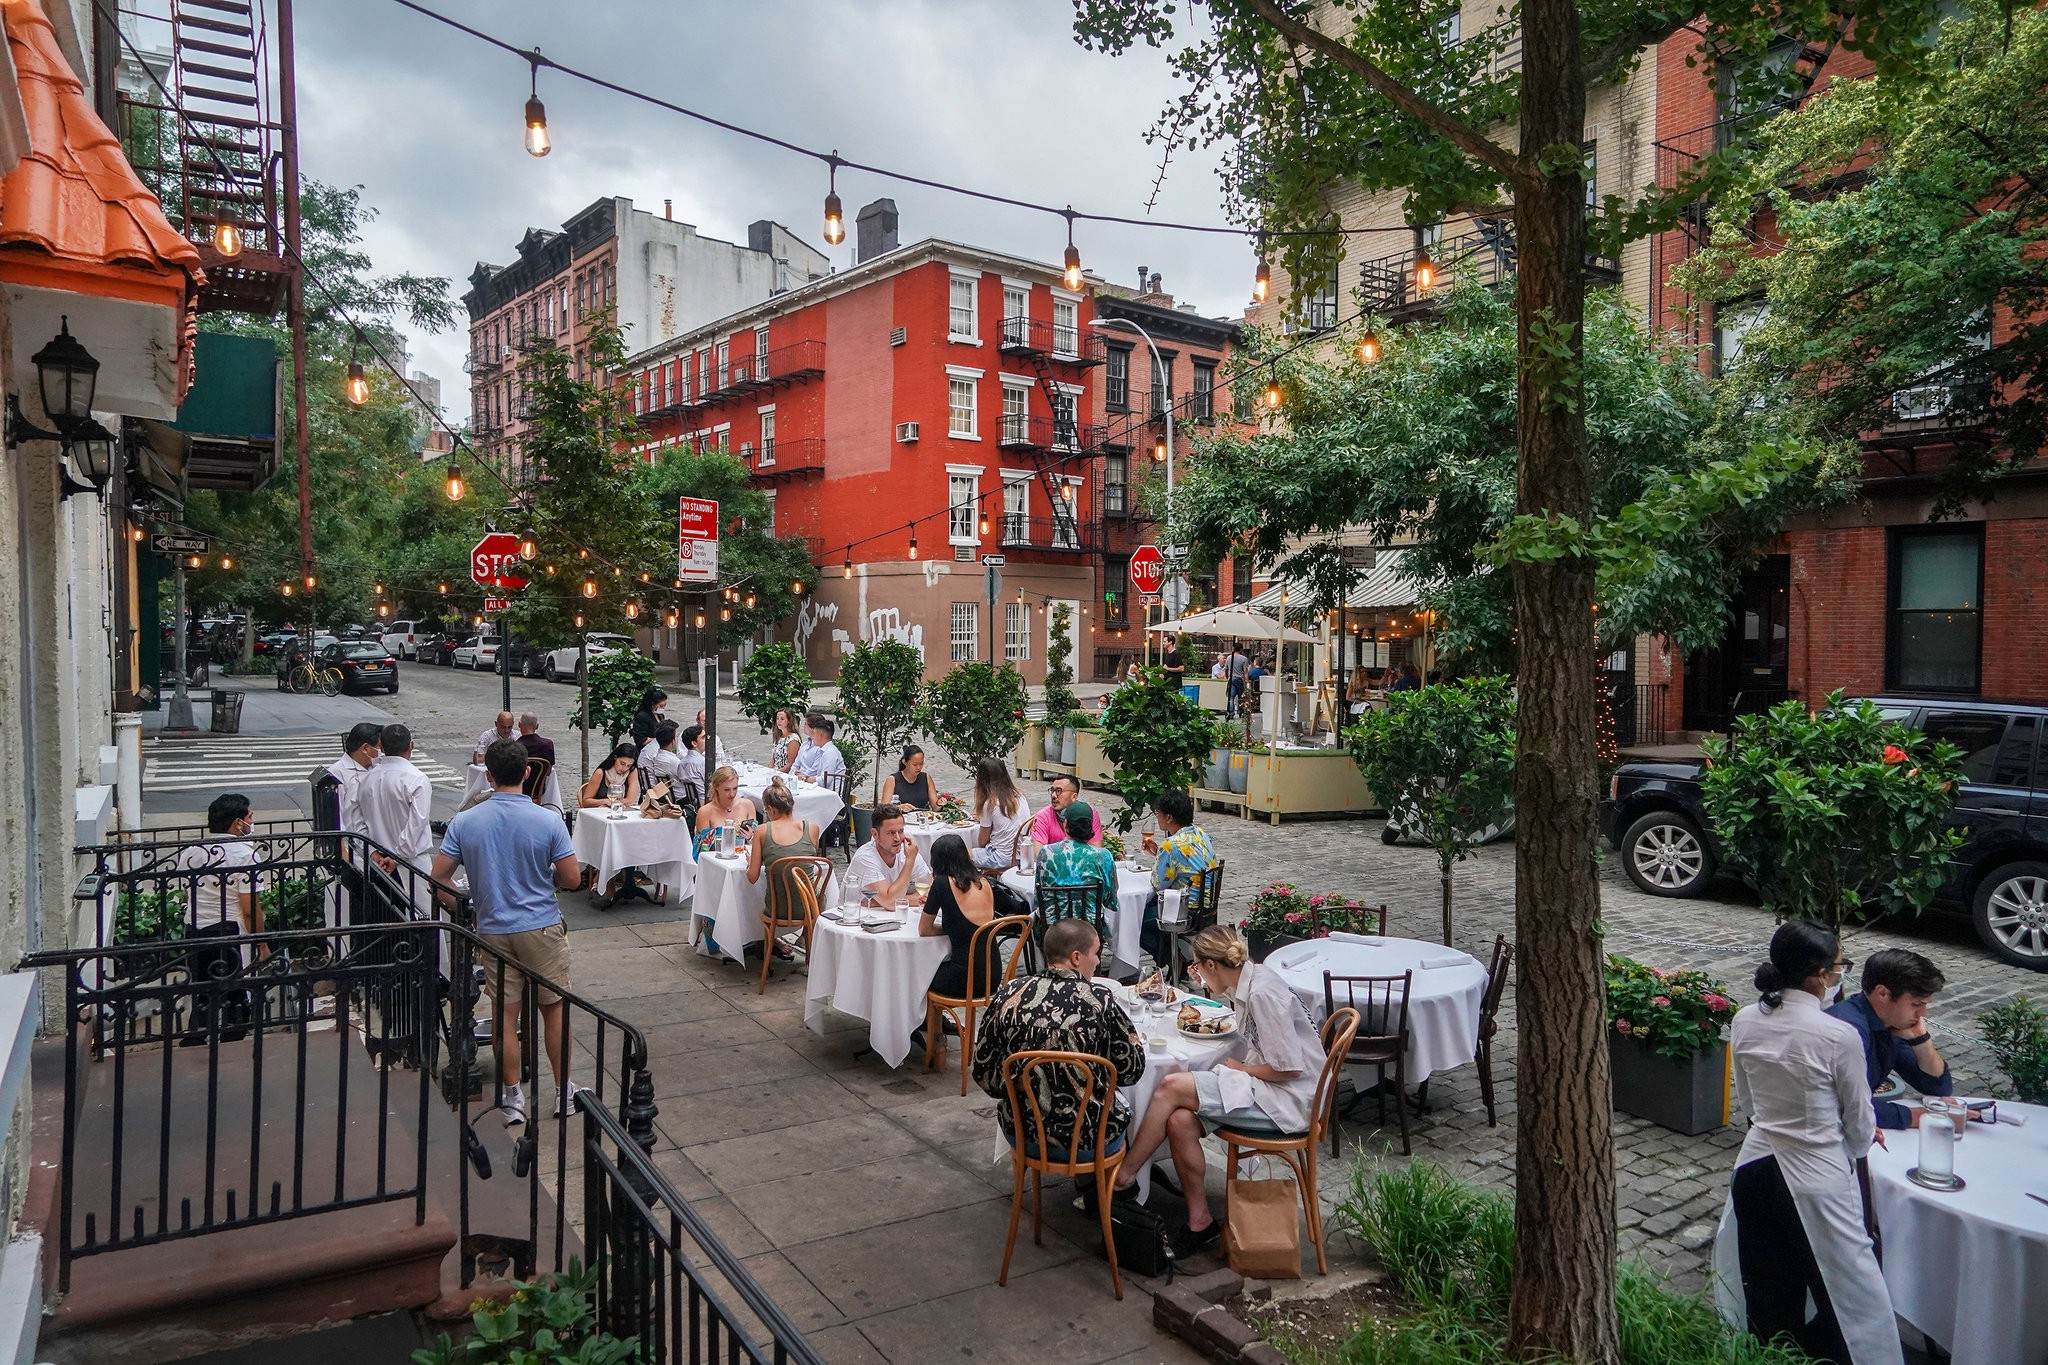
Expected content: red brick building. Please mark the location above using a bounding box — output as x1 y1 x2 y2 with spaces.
1640 32 2047 734
622 204 1110 682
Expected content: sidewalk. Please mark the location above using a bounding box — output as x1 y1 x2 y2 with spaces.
141 676 388 737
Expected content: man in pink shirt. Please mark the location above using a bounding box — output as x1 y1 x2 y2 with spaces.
1029 774 1103 846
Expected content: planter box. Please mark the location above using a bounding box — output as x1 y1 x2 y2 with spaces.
1014 724 1043 778
1226 750 1251 794
1241 749 1380 825
1041 726 1062 763
1073 728 1114 787
1610 1036 1728 1135
1244 929 1308 963
1059 726 1078 766
1204 748 1231 791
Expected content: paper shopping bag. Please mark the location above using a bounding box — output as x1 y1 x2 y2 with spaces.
1224 1175 1301 1279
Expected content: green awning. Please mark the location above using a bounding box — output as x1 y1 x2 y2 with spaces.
177 331 281 492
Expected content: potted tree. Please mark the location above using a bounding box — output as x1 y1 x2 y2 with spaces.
1605 955 1738 1134
1043 603 1078 762
1347 677 1516 946
835 640 925 807
1100 665 1214 831
571 649 657 779
922 661 1028 772
736 642 814 739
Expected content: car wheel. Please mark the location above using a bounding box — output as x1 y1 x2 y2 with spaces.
544 659 558 684
1972 860 2048 971
1621 809 1714 898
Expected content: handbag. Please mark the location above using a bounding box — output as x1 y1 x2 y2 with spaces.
1108 1193 1175 1278
1224 1170 1302 1280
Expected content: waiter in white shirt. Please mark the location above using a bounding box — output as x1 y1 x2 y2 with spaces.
473 711 518 763
1713 921 1903 1365
355 724 437 913
325 722 384 832
842 804 929 909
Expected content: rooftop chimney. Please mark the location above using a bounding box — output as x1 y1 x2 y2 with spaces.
1149 271 1163 295
663 198 672 220
856 198 899 264
1138 265 1149 290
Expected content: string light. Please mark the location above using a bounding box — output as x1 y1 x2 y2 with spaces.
519 534 538 560
438 581 449 594
822 152 845 245
373 580 385 596
790 579 804 595
444 463 465 501
185 554 201 569
1413 247 1436 294
303 572 318 590
212 220 242 258
1357 330 1382 365
577 546 589 560
908 531 919 560
544 562 557 576
693 610 707 628
1061 208 1082 290
1252 237 1270 303
573 611 585 629
129 526 144 543
1263 375 1283 410
745 591 757 608
639 571 651 584
624 599 640 620
842 552 852 578
219 554 233 570
579 575 598 598
720 606 732 622
1153 436 1166 464
978 503 991 538
280 581 295 597
664 607 680 628
523 54 551 157
345 359 370 406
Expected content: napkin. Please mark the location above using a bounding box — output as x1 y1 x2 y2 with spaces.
1420 953 1470 970
1328 932 1385 947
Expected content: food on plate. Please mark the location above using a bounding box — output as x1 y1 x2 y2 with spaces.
1176 1002 1234 1035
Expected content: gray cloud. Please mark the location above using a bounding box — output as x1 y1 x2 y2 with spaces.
294 0 1253 421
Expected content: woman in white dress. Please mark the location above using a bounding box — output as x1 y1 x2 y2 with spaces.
1712 920 1903 1365
969 757 1031 872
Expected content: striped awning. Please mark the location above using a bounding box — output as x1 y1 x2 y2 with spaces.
1246 547 1425 613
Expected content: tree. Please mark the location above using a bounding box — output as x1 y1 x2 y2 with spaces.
1347 678 1517 946
1099 666 1214 832
836 641 926 805
629 449 815 654
736 643 814 735
1680 0 2048 508
921 662 1029 770
574 649 657 753
1698 693 1963 929
1042 601 1079 721
1073 3 1947 1355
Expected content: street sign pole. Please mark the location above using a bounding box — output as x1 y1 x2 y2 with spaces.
981 554 1005 664
166 555 195 730
500 609 512 715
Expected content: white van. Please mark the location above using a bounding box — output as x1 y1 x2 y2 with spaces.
380 619 425 659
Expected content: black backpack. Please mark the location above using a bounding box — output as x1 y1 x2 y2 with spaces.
1108 1194 1175 1279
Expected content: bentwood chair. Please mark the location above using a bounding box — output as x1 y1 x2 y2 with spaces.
1321 971 1415 1156
759 854 830 994
998 1050 1128 1299
1034 881 1111 957
1158 860 1226 986
923 914 1030 1093
1476 935 1515 1127
1213 1007 1360 1276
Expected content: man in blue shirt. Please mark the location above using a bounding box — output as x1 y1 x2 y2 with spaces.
1826 948 1953 1130
432 739 583 1127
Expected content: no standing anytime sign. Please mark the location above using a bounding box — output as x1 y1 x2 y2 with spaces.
677 497 719 586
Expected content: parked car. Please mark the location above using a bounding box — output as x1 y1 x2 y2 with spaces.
450 636 499 671
421 634 460 667
507 639 552 679
1602 696 2048 970
254 631 296 656
541 632 635 683
379 619 427 660
319 640 399 695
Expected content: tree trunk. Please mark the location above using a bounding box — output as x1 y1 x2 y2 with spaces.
1440 859 1455 948
1506 0 1619 1358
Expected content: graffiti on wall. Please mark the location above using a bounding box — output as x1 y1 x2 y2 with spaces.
793 596 839 657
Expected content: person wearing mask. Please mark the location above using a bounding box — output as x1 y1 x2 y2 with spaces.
1827 949 1955 1131
843 804 929 910
1110 925 1324 1257
325 722 383 831
1711 921 1902 1365
174 792 264 1031
474 711 518 764
918 833 997 999
1140 789 1215 968
515 712 556 767
747 780 821 961
356 725 434 888
768 708 805 772
882 745 934 811
693 708 734 767
431 739 585 1127
1029 774 1101 846
630 688 669 751
791 713 847 785
1226 643 1251 716
970 758 1031 872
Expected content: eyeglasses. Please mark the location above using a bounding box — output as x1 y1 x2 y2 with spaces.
1832 957 1855 975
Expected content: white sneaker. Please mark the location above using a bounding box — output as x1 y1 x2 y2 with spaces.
501 1085 526 1127
554 1082 593 1119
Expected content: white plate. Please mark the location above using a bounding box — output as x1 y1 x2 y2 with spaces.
1177 1015 1238 1039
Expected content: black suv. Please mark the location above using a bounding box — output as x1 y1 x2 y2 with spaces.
1603 696 2048 971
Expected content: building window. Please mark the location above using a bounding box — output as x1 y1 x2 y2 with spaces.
1888 526 1982 693
1003 477 1030 544
1893 313 1992 423
1301 270 1339 332
1104 558 1128 622
1051 389 1078 448
950 602 979 662
1192 361 1216 420
948 377 978 437
1005 602 1031 662
755 327 770 372
1105 345 1131 409
758 407 776 465
948 471 980 544
1104 452 1127 514
1001 284 1028 345
1053 479 1082 548
1053 298 1078 355
949 274 978 340
1232 556 1252 604
715 340 729 389
1715 301 1765 374
1000 383 1029 444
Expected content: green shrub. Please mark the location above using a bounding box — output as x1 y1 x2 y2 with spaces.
258 876 331 933
1979 996 2048 1103
113 887 187 944
1099 664 1213 832
1605 956 1738 1062
921 661 1028 769
412 1259 638 1364
736 642 813 735
572 650 656 745
836 640 925 805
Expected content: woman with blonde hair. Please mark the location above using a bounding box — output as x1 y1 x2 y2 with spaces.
747 779 820 961
1110 924 1326 1256
693 765 759 856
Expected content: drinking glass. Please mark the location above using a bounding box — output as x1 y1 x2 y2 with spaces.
609 797 624 817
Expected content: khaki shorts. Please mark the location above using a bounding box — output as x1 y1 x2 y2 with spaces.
481 920 570 1012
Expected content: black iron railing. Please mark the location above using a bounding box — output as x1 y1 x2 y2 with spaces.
996 315 1104 365
997 412 1104 451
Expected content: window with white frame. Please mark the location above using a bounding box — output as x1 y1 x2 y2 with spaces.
1105 346 1131 408
1053 479 1082 547
1051 389 1079 448
715 340 729 389
950 602 979 662
947 470 981 545
949 274 979 340
755 327 770 372
1001 383 1029 444
948 377 978 437
1003 476 1030 543
1001 284 1028 345
696 348 710 396
1053 297 1079 355
758 407 776 465
1005 602 1031 661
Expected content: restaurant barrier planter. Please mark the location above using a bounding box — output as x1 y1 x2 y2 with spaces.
1241 749 1380 825
1609 1035 1728 1135
1042 724 1063 763
1204 747 1232 791
1059 726 1079 766
1015 724 1044 777
1226 750 1251 795
1244 929 1307 963
1074 728 1115 787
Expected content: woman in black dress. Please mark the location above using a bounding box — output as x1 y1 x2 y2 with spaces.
918 834 997 997
630 687 669 750
882 744 934 811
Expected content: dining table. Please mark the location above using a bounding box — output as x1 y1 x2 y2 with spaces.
903 811 978 863
1864 1098 2048 1365
802 906 950 1067
463 762 563 810
731 761 845 831
570 807 695 903
1263 934 1487 1083
999 863 1155 971
690 850 765 963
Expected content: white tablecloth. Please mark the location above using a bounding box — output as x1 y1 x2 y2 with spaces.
732 762 844 830
1265 935 1486 1083
464 763 563 810
999 864 1154 969
1866 1099 2048 1365
692 851 764 963
803 911 949 1068
904 814 978 863
572 810 695 900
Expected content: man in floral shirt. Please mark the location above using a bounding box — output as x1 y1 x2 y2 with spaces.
1141 789 1216 966
972 919 1146 1156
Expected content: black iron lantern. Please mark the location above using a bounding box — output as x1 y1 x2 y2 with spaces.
34 317 98 423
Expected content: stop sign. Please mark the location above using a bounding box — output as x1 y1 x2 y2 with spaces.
471 532 530 591
1129 545 1167 597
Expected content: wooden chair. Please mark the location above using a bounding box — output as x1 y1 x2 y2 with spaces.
1158 860 1226 986
1476 935 1515 1127
1214 1007 1359 1276
521 756 554 806
923 914 1030 1094
1033 881 1111 957
1321 971 1414 1156
998 1050 1128 1299
758 854 830 994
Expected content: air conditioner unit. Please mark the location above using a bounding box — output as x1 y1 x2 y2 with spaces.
740 441 754 459
896 421 920 443
890 327 908 347
953 545 976 563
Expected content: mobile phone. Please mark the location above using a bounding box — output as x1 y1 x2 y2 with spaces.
1965 1099 1996 1122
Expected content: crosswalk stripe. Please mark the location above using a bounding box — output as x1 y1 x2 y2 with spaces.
143 737 466 793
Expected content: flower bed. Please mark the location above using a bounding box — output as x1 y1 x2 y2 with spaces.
1606 955 1736 1133
1241 881 1385 959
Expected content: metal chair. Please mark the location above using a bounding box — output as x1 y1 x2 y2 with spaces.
923 914 1031 1094
817 770 853 856
1213 1006 1360 1276
1034 880 1111 957
758 854 830 994
1476 935 1515 1127
1321 971 1415 1156
1158 860 1225 985
998 1050 1128 1299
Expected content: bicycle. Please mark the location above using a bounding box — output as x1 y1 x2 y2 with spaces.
287 661 343 697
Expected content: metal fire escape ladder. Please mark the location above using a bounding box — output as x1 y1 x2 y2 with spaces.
1020 348 1086 549
168 0 288 314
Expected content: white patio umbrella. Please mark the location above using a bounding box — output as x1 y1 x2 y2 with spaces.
1145 603 1318 645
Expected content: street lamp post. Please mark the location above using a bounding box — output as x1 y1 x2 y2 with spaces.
1088 316 1180 623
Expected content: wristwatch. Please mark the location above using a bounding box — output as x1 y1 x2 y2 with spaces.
1900 1032 1932 1047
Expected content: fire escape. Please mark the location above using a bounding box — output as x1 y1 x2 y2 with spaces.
996 315 1104 553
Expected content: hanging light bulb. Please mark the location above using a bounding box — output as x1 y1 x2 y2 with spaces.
1263 375 1283 410
544 562 557 576
745 591 757 609
1357 330 1382 365
693 610 707 629
130 526 144 543
523 56 551 157
579 575 598 599
219 554 233 570
576 546 589 560
664 607 680 628
790 579 804 595
444 463 465 501
373 580 385 596
1252 235 1271 303
1062 208 1082 290
611 565 621 577
978 504 991 538
437 581 449 595
303 572 318 590
1153 436 1167 464
376 601 391 618
475 613 486 627
573 611 585 629
842 552 853 578
519 534 538 561
280 581 295 597
639 571 651 584
212 220 243 258
345 359 370 406
720 606 732 622
908 531 919 560
822 153 845 245
624 599 640 620
186 554 201 569
1413 247 1436 294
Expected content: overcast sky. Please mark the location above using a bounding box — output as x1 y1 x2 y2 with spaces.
291 0 1251 422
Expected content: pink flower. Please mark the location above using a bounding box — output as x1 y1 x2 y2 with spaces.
1703 993 1730 1011
1652 995 1672 1009
1284 912 1303 924
1309 894 1327 907
1615 1019 1633 1035
1649 967 1668 979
